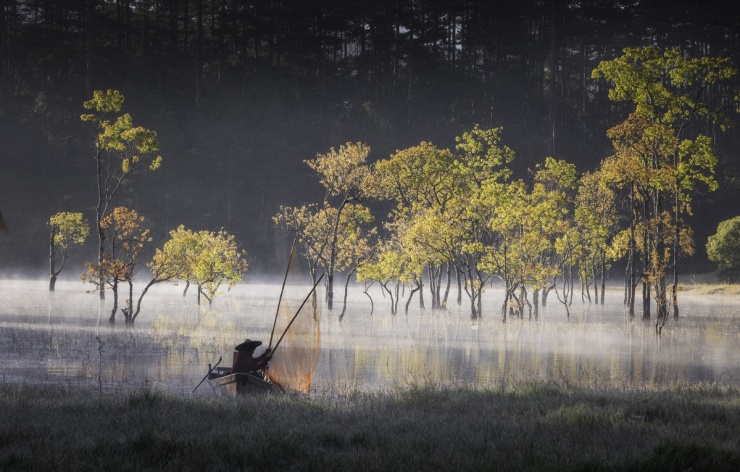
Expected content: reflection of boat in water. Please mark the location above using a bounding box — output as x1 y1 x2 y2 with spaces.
206 365 272 396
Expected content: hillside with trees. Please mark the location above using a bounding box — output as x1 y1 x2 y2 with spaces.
1 0 739 283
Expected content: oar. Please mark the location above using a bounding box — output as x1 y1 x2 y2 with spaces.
271 273 324 355
268 239 296 350
192 356 222 394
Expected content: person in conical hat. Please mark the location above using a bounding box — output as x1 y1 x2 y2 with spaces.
231 338 272 376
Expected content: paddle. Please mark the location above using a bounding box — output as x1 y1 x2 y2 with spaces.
271 273 324 355
192 356 222 394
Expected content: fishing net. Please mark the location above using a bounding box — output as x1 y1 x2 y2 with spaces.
266 243 321 393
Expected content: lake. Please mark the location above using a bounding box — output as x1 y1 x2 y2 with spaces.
1 278 738 395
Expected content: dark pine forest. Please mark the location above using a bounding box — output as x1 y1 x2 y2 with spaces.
1 0 739 276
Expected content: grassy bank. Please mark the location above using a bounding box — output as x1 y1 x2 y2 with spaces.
679 283 740 296
1 382 739 471
677 273 740 296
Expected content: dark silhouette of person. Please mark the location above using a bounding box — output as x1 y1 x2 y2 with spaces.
231 338 272 376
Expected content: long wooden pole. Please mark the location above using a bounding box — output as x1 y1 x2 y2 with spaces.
268 239 296 349
272 273 324 355
192 356 222 394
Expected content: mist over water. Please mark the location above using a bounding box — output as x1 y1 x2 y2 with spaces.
1 278 738 395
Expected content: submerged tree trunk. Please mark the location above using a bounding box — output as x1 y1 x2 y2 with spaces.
131 278 161 324
405 284 421 314
123 279 134 324
380 281 397 315
327 196 351 311
442 263 452 306
339 268 358 322
363 282 374 315
108 278 118 323
642 201 650 319
600 254 606 305
672 200 680 319
96 169 106 301
593 274 599 305
49 227 58 291
654 196 668 322
543 284 553 307
627 194 637 317
456 267 462 305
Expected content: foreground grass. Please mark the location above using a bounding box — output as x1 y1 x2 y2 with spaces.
1 382 739 471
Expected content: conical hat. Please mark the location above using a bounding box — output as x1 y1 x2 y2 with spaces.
234 339 262 352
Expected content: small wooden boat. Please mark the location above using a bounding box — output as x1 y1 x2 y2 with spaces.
206 366 272 396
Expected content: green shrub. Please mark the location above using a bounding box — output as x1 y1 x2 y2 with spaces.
707 216 740 283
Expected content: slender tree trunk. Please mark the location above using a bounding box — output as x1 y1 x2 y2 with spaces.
95 147 106 301
600 253 606 305
477 282 482 317
443 262 451 306
543 284 553 307
654 195 668 321
124 278 134 324
593 261 599 305
381 282 396 315
502 281 515 323
131 279 157 324
327 198 348 310
456 267 462 305
427 263 435 307
435 265 442 307
108 278 118 323
49 227 57 291
641 192 652 319
363 282 374 315
628 189 636 316
672 195 680 319
521 286 531 319
339 268 357 322
405 285 421 314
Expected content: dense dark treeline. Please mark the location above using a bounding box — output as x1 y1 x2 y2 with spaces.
1 0 739 275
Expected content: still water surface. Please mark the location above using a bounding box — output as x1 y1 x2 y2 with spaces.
1 279 738 394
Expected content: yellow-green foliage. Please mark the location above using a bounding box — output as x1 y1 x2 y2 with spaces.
48 212 89 250
81 89 162 178
152 226 249 303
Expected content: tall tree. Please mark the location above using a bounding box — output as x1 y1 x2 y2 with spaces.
304 142 372 310
82 206 151 324
81 90 163 300
593 46 737 320
48 211 89 291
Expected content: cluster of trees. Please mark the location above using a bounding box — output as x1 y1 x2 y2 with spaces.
48 90 248 325
2 1 739 276
275 47 738 327
51 203 249 325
